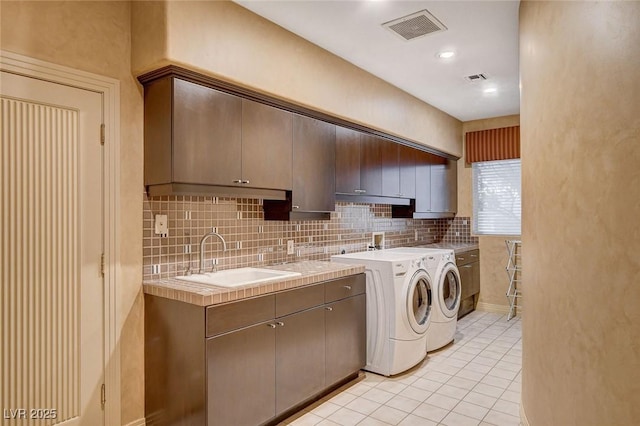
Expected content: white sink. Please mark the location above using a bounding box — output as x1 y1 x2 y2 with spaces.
175 267 301 288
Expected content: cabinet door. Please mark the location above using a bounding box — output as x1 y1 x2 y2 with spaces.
431 158 458 213
292 115 336 211
276 307 325 414
325 294 366 386
381 139 400 197
335 126 361 194
470 260 480 296
360 134 382 196
241 99 293 190
173 78 242 185
207 322 276 426
399 145 416 198
415 150 433 212
458 263 475 300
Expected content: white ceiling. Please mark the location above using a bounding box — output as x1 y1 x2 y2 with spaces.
234 0 520 122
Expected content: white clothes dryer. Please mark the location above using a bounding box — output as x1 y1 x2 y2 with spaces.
387 248 461 351
331 250 433 376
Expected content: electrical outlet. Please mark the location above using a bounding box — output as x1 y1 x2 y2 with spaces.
184 245 191 254
151 264 160 275
287 240 295 255
154 215 168 237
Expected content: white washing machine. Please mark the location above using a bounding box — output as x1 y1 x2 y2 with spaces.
331 250 433 376
387 248 461 351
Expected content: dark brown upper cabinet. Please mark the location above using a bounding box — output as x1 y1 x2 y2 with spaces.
142 76 290 199
359 134 384 196
335 127 361 195
335 127 384 197
292 115 336 213
241 99 293 190
414 152 457 218
140 66 456 218
381 141 417 199
263 115 336 220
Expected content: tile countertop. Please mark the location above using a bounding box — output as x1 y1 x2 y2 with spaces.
143 261 365 307
417 242 479 254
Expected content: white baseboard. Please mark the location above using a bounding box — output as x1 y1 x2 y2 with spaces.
476 302 511 315
520 402 530 426
124 418 146 426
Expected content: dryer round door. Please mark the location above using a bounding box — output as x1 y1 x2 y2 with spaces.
406 269 433 334
439 263 461 318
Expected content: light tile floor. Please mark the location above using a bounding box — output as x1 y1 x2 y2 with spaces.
283 311 522 426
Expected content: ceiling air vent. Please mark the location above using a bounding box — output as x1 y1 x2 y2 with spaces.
465 73 488 82
382 10 447 41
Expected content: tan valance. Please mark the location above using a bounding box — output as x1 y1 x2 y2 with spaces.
465 125 520 164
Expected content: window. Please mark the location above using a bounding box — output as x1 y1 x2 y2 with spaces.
472 159 521 235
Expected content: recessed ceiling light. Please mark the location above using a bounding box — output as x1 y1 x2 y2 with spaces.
483 87 497 94
437 50 455 59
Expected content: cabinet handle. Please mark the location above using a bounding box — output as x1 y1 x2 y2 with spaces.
461 265 473 269
343 285 352 290
457 257 465 261
354 189 366 194
470 254 478 258
267 323 276 328
276 321 285 327
232 179 243 184
396 193 403 197
242 180 250 184
325 307 333 311
292 205 300 209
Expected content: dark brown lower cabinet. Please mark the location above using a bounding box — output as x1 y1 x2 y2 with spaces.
207 321 276 426
325 294 366 386
457 250 481 318
276 307 326 414
145 274 366 426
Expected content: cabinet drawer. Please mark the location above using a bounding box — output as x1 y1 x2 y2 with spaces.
456 249 480 266
325 274 366 303
276 284 325 317
206 295 275 337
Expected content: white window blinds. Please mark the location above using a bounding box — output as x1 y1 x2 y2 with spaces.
472 159 521 235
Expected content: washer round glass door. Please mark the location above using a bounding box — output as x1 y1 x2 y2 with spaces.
439 263 461 318
406 270 433 334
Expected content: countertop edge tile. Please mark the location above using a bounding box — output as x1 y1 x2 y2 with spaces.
143 261 365 306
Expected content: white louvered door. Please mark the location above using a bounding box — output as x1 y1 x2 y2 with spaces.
1 71 104 425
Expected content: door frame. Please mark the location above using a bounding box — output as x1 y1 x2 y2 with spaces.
1 50 122 425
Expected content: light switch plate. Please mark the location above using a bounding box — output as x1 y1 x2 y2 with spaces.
287 240 295 255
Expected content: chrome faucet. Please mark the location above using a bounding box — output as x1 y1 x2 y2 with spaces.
199 231 227 274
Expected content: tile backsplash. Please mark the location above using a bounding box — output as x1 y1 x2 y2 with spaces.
143 195 477 280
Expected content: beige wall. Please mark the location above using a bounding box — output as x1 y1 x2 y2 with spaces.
1 1 145 423
459 115 520 308
520 2 640 425
131 0 462 157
